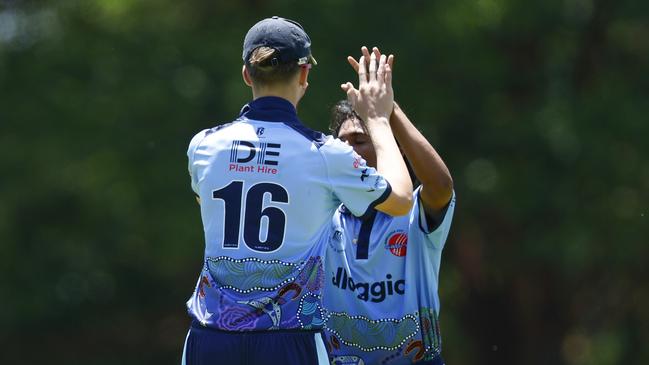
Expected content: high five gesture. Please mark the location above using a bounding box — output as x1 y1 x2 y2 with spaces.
341 46 413 216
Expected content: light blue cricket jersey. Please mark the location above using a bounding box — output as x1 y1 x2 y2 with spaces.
323 187 455 365
186 96 391 332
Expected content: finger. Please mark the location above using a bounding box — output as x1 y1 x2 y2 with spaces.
372 47 381 59
358 55 367 84
385 63 392 90
373 48 384 78
368 52 377 81
341 82 357 93
363 47 375 76
361 46 371 65
346 86 359 105
388 54 394 69
344 82 357 94
347 56 359 73
377 54 387 82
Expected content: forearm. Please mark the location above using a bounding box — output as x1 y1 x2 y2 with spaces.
390 103 453 210
366 116 414 216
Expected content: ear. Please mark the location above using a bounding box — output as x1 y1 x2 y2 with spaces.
242 65 253 87
298 66 309 88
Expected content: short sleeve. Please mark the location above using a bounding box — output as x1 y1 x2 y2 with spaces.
187 129 210 195
416 187 456 249
321 138 391 218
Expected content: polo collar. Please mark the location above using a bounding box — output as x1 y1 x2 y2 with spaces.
239 96 301 125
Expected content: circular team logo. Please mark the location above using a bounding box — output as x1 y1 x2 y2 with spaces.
386 230 408 257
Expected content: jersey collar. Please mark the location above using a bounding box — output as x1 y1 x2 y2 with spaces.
239 96 301 126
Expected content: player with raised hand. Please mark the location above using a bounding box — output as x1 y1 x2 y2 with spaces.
181 17 412 365
340 50 412 207
322 47 455 365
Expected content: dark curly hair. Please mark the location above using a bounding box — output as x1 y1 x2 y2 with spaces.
328 100 368 137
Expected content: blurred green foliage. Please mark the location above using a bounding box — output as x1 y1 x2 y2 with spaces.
1 0 647 364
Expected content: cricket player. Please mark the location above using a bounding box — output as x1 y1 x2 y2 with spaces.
182 18 413 365
322 48 455 365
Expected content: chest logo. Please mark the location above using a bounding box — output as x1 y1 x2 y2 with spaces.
385 230 408 257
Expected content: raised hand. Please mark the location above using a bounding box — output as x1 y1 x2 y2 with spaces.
339 46 413 217
346 46 394 74
341 46 394 124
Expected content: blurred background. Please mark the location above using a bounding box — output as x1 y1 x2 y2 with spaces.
1 0 647 364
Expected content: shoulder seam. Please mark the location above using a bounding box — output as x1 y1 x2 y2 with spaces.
189 120 241 186
282 121 328 149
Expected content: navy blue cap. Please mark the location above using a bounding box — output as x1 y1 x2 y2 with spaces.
242 16 317 66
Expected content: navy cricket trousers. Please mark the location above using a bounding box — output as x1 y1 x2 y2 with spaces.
182 321 330 365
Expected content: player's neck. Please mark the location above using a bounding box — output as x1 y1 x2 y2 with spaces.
252 85 302 109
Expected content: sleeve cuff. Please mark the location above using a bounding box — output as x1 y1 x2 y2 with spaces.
357 182 392 220
418 190 455 234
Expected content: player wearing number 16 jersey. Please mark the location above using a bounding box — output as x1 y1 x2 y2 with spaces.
181 18 413 365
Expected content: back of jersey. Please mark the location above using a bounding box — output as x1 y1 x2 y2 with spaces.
185 97 391 331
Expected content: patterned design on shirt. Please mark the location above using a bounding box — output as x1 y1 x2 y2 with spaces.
206 256 300 292
295 256 326 292
418 307 442 361
297 293 327 329
325 312 419 351
197 256 327 331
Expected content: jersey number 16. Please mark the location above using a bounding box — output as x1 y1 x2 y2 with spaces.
212 181 288 252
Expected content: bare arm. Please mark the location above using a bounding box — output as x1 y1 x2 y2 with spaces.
348 47 453 218
367 112 414 216
390 102 453 218
342 48 413 216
